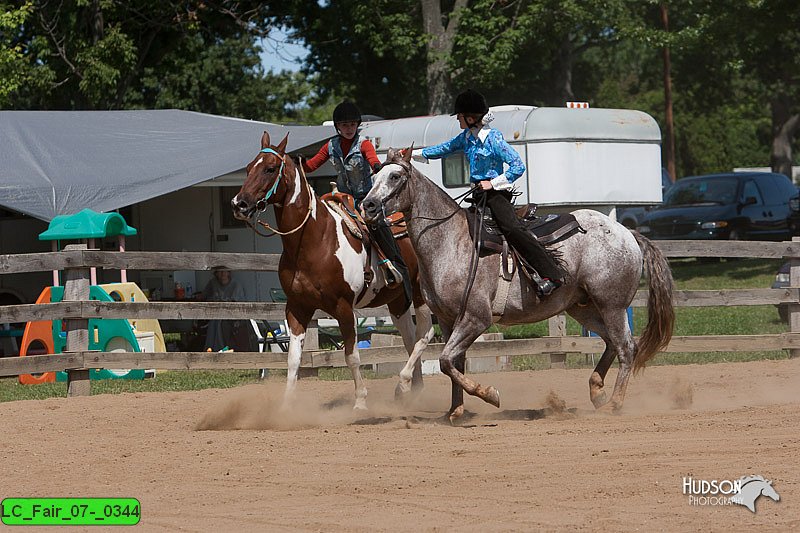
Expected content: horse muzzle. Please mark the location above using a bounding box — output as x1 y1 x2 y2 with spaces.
231 195 255 221
361 198 382 223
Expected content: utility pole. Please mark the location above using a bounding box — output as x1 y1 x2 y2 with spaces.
661 3 676 183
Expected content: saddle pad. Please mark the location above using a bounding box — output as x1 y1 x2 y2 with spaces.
466 208 584 255
529 213 583 245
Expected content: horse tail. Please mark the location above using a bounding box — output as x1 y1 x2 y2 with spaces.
632 232 675 373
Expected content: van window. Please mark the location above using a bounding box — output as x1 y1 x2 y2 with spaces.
755 175 781 204
741 180 764 205
765 173 796 204
665 177 738 206
442 154 470 188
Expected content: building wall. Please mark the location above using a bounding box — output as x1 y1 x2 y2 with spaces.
135 186 284 303
0 215 51 303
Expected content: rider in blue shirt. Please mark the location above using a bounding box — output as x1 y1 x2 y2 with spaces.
422 89 564 296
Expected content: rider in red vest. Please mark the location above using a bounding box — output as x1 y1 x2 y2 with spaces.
303 101 412 308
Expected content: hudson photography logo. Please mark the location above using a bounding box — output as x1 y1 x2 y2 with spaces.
682 475 781 513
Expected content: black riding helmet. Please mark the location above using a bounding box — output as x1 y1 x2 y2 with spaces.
333 101 362 125
452 89 489 116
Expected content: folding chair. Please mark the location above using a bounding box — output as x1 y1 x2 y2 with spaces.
254 288 292 379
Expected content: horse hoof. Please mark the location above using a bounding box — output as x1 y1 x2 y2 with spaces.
591 391 608 409
596 401 622 415
448 405 465 424
483 386 501 408
353 398 368 411
394 381 412 401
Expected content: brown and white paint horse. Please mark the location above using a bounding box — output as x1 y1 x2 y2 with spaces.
231 132 434 409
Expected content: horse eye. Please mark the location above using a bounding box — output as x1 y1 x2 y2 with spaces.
266 166 277 173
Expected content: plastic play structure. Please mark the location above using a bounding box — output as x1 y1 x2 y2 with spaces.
18 209 164 384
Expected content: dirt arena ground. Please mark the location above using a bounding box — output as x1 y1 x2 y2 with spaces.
1 358 798 532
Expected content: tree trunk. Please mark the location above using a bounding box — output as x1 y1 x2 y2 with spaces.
420 0 467 115
551 35 575 105
91 0 104 44
770 94 800 180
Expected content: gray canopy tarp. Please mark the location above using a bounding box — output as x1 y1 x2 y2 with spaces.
0 110 334 221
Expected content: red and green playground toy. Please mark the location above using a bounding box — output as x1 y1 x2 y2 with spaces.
18 209 164 384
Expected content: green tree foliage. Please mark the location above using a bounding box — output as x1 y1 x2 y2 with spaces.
0 3 29 102
631 0 799 177
2 0 322 123
271 0 428 119
4 0 798 174
455 0 634 106
132 34 315 123
0 2 52 106
274 0 637 115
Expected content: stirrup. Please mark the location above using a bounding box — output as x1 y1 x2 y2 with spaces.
537 279 559 297
379 259 403 288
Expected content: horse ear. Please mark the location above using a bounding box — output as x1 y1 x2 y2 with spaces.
386 147 398 161
260 131 270 149
402 143 414 163
277 133 290 154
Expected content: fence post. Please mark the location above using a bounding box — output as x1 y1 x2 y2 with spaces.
63 244 91 396
548 314 567 368
789 237 800 359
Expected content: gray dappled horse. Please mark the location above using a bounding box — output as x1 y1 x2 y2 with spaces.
362 148 675 421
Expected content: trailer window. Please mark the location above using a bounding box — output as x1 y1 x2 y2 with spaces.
442 154 470 188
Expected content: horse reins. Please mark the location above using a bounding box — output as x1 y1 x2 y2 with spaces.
377 163 483 326
247 149 314 237
454 189 486 327
378 163 476 225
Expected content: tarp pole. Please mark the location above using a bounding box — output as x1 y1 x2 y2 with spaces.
88 238 97 285
51 241 59 287
119 235 127 283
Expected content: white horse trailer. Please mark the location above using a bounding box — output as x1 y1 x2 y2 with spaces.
360 105 663 212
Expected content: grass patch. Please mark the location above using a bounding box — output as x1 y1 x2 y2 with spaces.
0 370 261 403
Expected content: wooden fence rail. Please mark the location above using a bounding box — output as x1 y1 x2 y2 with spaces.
5 332 800 377
2 239 800 395
2 287 798 324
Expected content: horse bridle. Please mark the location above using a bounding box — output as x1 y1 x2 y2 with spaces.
254 147 285 211
377 160 484 326
376 161 474 224
374 161 411 216
247 148 314 237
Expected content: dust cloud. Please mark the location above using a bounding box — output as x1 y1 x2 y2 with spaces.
194 383 359 431
670 376 694 409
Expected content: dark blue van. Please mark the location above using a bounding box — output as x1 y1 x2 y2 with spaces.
637 172 800 240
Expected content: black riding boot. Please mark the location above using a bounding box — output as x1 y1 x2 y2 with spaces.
369 222 412 310
483 190 564 294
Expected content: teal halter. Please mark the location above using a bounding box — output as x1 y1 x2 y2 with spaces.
247 148 315 238
256 147 286 210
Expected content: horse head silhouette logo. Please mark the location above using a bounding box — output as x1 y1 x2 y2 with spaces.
731 475 780 513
